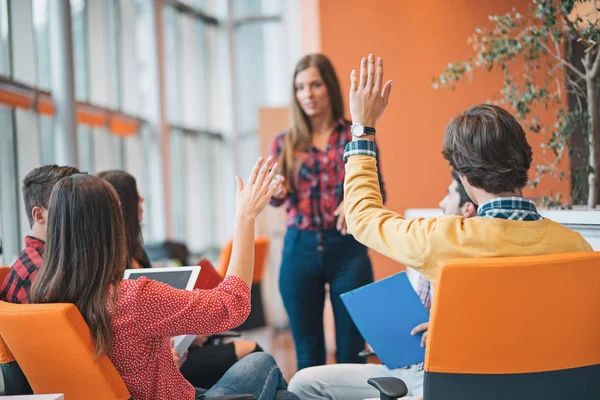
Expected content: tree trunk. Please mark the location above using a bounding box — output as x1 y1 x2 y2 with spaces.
586 69 598 208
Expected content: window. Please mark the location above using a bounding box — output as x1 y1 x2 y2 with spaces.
0 0 10 75
71 0 88 101
33 0 51 90
0 0 301 265
0 107 19 264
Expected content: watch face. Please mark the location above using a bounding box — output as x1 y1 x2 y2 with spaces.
351 124 365 137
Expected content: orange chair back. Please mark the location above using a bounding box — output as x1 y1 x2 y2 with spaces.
0 267 14 364
424 252 600 400
0 266 10 285
217 236 270 283
0 301 130 399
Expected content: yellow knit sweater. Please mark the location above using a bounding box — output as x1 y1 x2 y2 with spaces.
344 156 593 287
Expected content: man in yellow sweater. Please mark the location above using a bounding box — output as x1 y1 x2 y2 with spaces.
343 54 592 289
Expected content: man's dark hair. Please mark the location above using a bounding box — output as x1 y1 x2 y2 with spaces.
22 165 82 228
452 170 476 208
442 104 532 194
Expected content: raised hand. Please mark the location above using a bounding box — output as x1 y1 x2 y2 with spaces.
235 157 281 219
349 53 393 128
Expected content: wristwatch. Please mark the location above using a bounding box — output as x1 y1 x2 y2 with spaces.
350 123 376 137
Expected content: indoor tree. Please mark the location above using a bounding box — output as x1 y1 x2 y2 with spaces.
434 0 600 208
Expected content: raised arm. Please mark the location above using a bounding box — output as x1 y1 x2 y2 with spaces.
344 54 436 270
132 276 252 337
131 157 283 337
228 156 281 286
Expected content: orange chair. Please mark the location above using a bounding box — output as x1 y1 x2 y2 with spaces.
217 237 270 330
0 266 10 285
0 301 131 399
368 252 600 400
0 267 16 371
217 236 270 284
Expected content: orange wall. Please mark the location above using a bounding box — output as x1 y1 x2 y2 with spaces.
318 0 570 280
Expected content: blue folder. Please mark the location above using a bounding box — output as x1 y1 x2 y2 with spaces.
341 272 430 369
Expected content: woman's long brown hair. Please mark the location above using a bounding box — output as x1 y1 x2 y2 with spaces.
280 54 345 190
30 174 128 357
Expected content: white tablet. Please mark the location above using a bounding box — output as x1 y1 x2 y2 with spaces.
123 266 201 290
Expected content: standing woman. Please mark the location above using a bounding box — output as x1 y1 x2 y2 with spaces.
271 54 386 370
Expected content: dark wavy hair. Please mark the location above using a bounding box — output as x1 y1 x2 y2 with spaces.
97 170 151 269
443 104 532 194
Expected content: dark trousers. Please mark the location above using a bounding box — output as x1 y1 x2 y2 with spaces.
1 361 32 395
279 228 374 371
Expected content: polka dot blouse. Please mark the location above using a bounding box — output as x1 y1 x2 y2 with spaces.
109 276 251 400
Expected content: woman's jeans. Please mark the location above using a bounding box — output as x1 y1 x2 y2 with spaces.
279 228 374 370
196 352 298 399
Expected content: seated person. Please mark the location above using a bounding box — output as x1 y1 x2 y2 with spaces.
1 165 82 304
98 170 265 389
343 54 591 289
29 157 299 400
0 165 82 395
289 172 477 399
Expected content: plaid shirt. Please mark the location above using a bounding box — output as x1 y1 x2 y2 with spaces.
0 236 45 304
477 197 543 221
271 119 386 230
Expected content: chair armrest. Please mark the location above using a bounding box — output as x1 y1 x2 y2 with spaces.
211 396 256 400
367 377 408 400
358 348 375 358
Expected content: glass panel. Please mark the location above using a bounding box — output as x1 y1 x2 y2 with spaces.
11 0 36 85
0 0 10 75
119 0 139 114
234 23 265 133
71 0 89 101
39 115 54 165
163 5 180 124
169 129 186 242
123 132 148 238
77 124 94 173
87 0 111 107
200 0 222 17
213 140 236 246
135 0 159 122
0 106 20 263
108 0 121 108
93 127 123 172
15 109 42 239
179 13 207 129
184 133 210 252
32 0 51 90
232 0 261 19
208 24 232 136
142 125 166 241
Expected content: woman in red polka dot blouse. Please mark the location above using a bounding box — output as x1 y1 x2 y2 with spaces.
30 158 299 400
